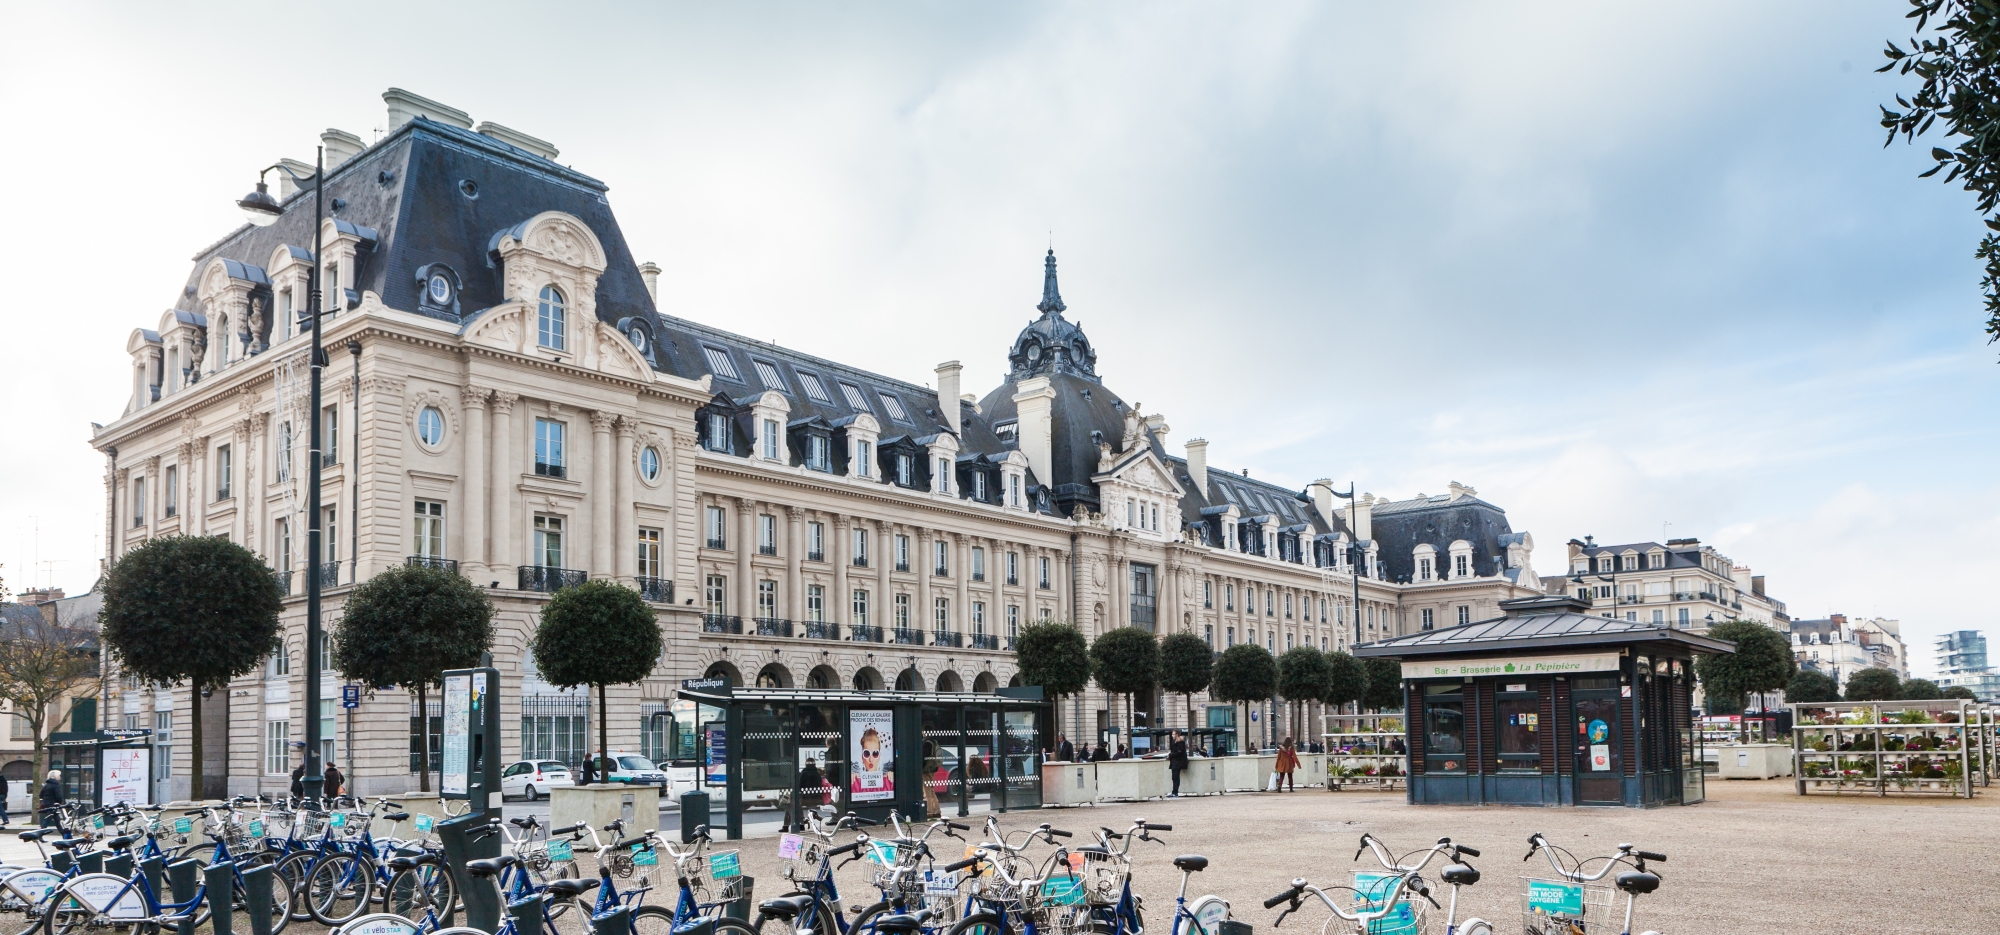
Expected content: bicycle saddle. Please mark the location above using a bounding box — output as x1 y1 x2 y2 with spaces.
545 878 601 898
871 913 925 934
384 812 411 822
758 895 815 919
509 818 537 828
1172 855 1209 873
17 830 44 843
1615 871 1660 895
51 838 87 851
388 852 445 872
106 835 139 850
466 857 519 879
1442 864 1480 886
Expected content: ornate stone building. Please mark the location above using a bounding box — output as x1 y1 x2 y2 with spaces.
94 90 1542 799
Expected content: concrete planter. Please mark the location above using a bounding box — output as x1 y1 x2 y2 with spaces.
1177 757 1228 795
1716 744 1792 780
1041 762 1098 806
551 785 659 843
1221 755 1272 792
1095 759 1170 801
1297 753 1326 788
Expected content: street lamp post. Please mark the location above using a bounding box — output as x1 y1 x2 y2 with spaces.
1303 481 1364 648
239 149 327 805
1569 534 1618 623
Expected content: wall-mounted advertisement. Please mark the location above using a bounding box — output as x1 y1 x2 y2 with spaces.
849 709 895 802
101 748 150 806
442 674 470 797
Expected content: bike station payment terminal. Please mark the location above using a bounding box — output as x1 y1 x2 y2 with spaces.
438 665 504 931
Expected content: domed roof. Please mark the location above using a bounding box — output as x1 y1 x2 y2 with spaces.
1006 250 1098 382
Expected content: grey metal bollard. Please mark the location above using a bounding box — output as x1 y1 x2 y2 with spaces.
437 813 501 934
722 876 754 922
77 850 106 875
106 852 134 879
588 905 632 935
49 850 70 874
240 862 274 935
141 855 166 903
204 861 237 935
166 858 200 907
507 893 547 935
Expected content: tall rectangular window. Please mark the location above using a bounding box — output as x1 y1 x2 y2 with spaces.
807 585 825 622
757 580 777 619
972 602 986 635
637 528 662 578
277 422 292 482
163 465 177 517
807 435 829 472
216 444 232 500
1204 581 1213 609
705 505 727 549
934 597 950 631
266 719 291 775
852 589 869 627
132 477 146 526
413 500 444 558
324 506 339 564
534 515 564 567
705 575 727 614
1226 584 1234 610
934 540 948 576
855 440 872 477
705 413 733 453
807 521 825 560
1009 474 1021 507
535 419 566 477
1038 556 1051 589
538 287 567 350
323 405 339 465
1455 554 1470 577
852 527 869 566
761 419 780 460
1421 608 1435 630
279 287 293 340
894 593 911 630
896 454 913 487
896 535 910 571
276 518 292 572
972 547 985 581
325 261 340 310
1007 605 1019 638
1457 605 1470 626
758 514 776 554
1006 551 1018 585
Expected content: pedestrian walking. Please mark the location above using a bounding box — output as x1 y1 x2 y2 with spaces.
1168 730 1189 797
291 760 306 800
1057 734 1076 762
323 763 345 799
1090 742 1110 762
1275 737 1300 791
578 753 597 786
38 770 62 828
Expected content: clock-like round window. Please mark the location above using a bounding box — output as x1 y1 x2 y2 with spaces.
1026 342 1042 361
640 446 661 481
427 274 452 305
417 406 445 447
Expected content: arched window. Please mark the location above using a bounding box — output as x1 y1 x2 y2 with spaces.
537 285 567 350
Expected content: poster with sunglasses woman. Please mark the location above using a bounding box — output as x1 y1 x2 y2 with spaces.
849 710 896 801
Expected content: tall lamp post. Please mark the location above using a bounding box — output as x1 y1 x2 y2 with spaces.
1568 534 1618 623
237 149 328 804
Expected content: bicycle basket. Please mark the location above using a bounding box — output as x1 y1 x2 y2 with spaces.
1520 878 1612 935
1026 874 1092 935
778 833 833 884
1350 873 1427 935
1077 850 1130 906
686 849 746 905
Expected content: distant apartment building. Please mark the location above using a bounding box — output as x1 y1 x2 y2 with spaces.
1544 536 1787 632
1790 614 1905 692
1936 630 2000 702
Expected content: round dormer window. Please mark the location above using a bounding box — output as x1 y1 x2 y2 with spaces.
427 274 452 305
1025 342 1042 362
640 446 661 481
627 325 649 354
417 406 445 447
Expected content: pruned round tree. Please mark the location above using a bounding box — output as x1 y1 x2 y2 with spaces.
1361 656 1404 712
1211 643 1277 750
1015 621 1091 739
1091 627 1161 746
1843 667 1902 702
101 535 283 800
1276 646 1330 742
334 564 494 792
1158 632 1213 732
1783 670 1840 705
1899 677 1943 700
530 580 662 774
1943 685 1979 701
1694 620 1795 715
1325 650 1368 711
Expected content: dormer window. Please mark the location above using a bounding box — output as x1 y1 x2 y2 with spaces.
896 453 914 487
806 435 830 472
753 359 786 393
935 457 951 493
1418 557 1433 581
537 286 567 350
995 421 1017 440
703 346 740 381
838 381 868 409
1454 554 1469 577
761 419 780 460
880 393 911 424
855 440 873 477
704 412 733 453
799 372 831 403
971 471 987 501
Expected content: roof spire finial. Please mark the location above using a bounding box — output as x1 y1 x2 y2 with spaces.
1037 248 1066 316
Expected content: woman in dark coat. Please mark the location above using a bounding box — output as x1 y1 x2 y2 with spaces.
38 770 62 828
1167 731 1190 797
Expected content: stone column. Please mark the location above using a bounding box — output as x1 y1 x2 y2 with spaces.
232 420 252 545
114 468 130 557
459 387 488 578
953 533 970 639
590 410 616 577
614 418 636 582
785 506 804 623
832 515 849 624
193 439 209 536
736 498 755 619
145 456 162 541
875 521 892 634
914 527 930 638
489 392 518 573
990 537 1004 641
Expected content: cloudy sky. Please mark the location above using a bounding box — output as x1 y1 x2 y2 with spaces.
2 2 1992 673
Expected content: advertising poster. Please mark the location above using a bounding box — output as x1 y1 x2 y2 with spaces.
705 723 728 785
101 748 150 806
442 674 470 796
849 709 895 802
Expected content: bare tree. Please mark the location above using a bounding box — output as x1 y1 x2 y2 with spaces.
0 609 102 780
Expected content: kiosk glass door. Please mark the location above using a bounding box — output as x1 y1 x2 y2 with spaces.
1001 708 1041 808
964 709 1000 809
920 706 963 816
740 702 796 812
1571 678 1621 804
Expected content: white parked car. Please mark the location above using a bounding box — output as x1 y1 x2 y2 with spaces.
593 752 670 787
501 759 575 800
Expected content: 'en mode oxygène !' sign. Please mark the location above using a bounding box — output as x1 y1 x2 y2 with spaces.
1402 653 1620 680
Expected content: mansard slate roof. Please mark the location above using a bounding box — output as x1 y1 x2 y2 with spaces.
1573 540 1715 571
1368 493 1519 584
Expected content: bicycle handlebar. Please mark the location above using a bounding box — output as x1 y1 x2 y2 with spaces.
1637 850 1666 863
827 841 863 857
1263 880 1306 909
1456 845 1480 858
944 854 982 873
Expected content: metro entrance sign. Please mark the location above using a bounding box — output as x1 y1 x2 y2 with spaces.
1400 652 1621 680
341 685 360 709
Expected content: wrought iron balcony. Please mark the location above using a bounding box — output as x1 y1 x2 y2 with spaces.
893 628 925 646
1620 596 1643 605
932 630 963 648
322 453 339 468
969 633 999 650
1697 592 1719 602
759 544 778 556
635 576 674 603
273 570 292 595
972 571 985 582
1007 575 1018 586
853 556 869 568
850 624 885 643
317 561 341 589
406 556 459 574
706 537 728 550
702 614 743 634
534 462 566 479
807 550 825 563
754 617 794 637
518 565 587 593
803 621 841 641
1005 635 1020 651
895 561 910 572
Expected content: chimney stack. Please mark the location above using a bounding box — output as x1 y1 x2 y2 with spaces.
1347 493 1375 542
475 121 560 161
383 88 473 131
1012 376 1056 485
321 129 364 168
638 262 662 303
1310 477 1334 525
1184 439 1209 498
935 361 963 435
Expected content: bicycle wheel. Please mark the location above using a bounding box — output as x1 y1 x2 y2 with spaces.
305 852 374 925
711 918 762 935
847 901 893 935
384 864 455 928
944 911 1009 935
274 852 316 922
628 904 676 935
543 893 593 935
0 869 65 935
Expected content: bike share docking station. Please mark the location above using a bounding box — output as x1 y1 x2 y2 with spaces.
436 664 505 932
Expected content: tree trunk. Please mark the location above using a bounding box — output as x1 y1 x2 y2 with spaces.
188 685 204 802
597 683 609 780
417 683 431 793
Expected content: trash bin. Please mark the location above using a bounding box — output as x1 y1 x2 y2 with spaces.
680 790 710 844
